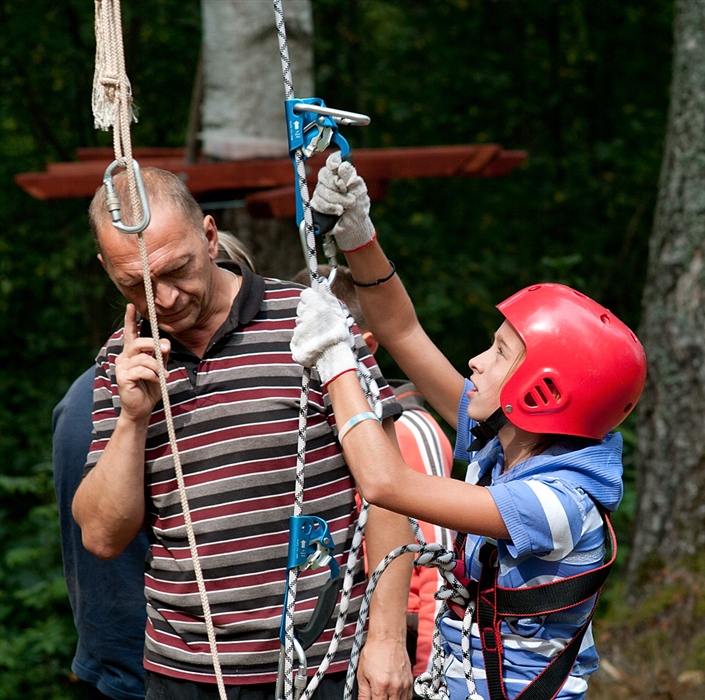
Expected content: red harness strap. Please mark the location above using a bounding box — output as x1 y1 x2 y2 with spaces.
476 512 617 700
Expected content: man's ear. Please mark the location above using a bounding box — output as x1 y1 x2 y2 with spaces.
203 215 219 260
97 252 106 270
362 331 379 355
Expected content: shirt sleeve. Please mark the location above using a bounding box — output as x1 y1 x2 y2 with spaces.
83 331 125 475
488 476 602 561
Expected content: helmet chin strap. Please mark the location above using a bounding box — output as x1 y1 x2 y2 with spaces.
468 407 509 452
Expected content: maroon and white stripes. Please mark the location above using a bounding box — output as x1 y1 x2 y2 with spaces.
86 277 400 685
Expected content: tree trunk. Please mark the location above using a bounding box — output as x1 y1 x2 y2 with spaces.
199 0 314 279
628 0 705 592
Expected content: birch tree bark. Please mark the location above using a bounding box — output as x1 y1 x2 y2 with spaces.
199 0 314 277
628 0 705 591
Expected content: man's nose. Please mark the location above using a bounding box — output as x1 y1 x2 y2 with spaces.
153 279 178 308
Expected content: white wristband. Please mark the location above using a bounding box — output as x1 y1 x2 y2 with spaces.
338 411 380 443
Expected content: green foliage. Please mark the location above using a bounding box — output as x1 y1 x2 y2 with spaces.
0 463 78 700
315 0 673 368
0 1 678 698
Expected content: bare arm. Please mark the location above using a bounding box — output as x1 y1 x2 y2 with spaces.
342 239 466 429
357 418 414 700
331 373 508 539
72 304 170 559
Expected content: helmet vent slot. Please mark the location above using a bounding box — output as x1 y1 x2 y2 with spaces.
523 378 563 410
535 385 548 404
545 378 561 401
623 402 633 414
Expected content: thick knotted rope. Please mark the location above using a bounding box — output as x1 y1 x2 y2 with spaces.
92 3 228 700
341 528 478 700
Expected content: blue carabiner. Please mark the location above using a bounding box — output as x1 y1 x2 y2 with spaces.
284 98 368 228
279 515 342 647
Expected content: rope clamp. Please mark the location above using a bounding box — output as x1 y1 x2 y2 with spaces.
284 98 369 229
286 515 340 576
103 159 152 234
279 515 343 647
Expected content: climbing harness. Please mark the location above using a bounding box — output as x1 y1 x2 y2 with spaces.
92 3 228 700
450 482 618 700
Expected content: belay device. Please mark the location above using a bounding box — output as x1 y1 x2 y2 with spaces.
285 96 370 284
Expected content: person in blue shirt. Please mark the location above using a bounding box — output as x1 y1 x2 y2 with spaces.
288 152 647 700
53 367 149 700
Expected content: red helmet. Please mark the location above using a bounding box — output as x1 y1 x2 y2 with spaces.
497 283 646 439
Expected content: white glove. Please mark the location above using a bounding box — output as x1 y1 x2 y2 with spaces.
291 283 357 386
311 151 376 252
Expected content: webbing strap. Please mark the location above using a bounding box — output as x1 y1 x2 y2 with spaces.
477 512 616 700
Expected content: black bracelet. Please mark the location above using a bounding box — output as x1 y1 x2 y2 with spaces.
350 260 396 288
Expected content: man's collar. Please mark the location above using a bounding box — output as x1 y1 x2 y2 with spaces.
214 260 266 332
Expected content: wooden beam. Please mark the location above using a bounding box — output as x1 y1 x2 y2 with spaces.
14 145 526 202
245 180 390 219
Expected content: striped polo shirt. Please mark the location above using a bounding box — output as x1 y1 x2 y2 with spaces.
85 263 401 685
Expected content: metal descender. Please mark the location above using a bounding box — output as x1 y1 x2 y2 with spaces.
285 97 370 285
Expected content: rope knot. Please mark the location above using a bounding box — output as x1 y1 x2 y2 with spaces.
100 73 120 88
414 672 449 700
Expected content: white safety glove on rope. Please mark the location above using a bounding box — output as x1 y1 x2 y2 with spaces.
291 283 358 387
312 151 376 252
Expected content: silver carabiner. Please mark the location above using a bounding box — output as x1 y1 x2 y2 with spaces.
298 221 338 288
103 159 151 234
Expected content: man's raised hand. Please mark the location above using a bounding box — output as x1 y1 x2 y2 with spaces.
115 304 171 423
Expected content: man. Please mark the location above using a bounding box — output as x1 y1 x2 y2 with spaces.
53 233 258 700
72 168 413 700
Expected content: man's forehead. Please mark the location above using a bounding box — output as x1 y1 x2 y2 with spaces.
98 203 200 253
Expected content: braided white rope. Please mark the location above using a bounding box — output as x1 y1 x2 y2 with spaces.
272 3 384 699
272 3 313 696
342 536 475 700
92 4 227 700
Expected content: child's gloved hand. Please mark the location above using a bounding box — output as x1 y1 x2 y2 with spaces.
311 151 376 252
291 283 357 386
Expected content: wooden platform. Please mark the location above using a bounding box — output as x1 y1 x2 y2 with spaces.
15 145 526 219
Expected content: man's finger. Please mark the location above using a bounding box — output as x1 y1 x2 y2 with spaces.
123 304 138 346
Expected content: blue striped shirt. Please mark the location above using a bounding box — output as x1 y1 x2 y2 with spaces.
440 379 623 700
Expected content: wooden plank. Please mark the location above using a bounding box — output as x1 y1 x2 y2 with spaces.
245 180 390 219
14 144 525 201
474 150 527 178
75 147 185 161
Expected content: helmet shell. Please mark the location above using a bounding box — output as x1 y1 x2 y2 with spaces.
497 283 646 439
